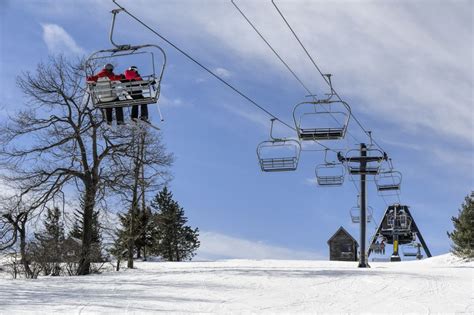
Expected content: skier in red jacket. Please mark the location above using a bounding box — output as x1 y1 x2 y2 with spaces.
124 66 148 122
87 63 125 126
87 63 124 82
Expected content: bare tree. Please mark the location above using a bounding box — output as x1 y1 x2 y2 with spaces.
0 55 172 275
0 196 41 278
109 127 173 269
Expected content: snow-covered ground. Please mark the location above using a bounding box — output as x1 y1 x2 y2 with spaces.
0 254 472 314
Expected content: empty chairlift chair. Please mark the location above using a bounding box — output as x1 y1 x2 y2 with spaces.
375 170 402 192
85 9 166 113
403 242 423 259
293 99 351 141
257 119 301 172
315 150 345 186
350 197 373 223
375 159 402 194
293 75 351 141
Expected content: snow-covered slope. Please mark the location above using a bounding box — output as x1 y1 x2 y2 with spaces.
0 254 472 314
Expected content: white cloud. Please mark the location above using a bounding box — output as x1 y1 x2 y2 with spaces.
214 67 232 78
220 103 269 130
41 23 85 55
159 95 187 108
196 231 324 260
122 1 472 144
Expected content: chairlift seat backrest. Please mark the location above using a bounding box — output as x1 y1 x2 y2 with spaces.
350 206 373 223
375 170 402 193
315 163 345 186
92 77 118 103
257 139 301 172
293 100 351 141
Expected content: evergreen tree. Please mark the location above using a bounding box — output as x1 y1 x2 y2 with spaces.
109 211 133 270
111 206 155 266
447 192 474 259
34 207 65 275
135 206 156 260
68 209 103 262
150 187 200 261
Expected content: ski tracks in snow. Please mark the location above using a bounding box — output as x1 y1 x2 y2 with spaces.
0 255 472 313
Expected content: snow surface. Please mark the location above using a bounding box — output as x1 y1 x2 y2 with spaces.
0 254 472 314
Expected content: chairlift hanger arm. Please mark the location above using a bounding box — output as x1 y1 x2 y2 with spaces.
111 0 346 155
111 0 295 132
109 8 131 50
271 0 392 155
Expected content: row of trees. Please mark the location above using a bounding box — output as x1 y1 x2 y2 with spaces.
0 55 199 277
112 187 200 270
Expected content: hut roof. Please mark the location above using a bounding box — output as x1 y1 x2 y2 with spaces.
327 226 358 246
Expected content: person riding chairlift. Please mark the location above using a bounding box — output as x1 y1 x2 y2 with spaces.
87 63 125 125
123 66 148 122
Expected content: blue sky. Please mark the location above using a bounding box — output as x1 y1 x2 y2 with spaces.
0 0 472 260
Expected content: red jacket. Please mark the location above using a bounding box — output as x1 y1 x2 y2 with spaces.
87 69 123 82
124 69 143 81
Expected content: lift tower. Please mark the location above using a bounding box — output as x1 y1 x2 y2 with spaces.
338 143 386 267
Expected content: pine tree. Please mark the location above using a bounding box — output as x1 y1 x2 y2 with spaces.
109 212 133 270
150 187 200 261
135 206 156 260
111 206 156 267
34 207 65 275
68 209 103 262
447 192 474 259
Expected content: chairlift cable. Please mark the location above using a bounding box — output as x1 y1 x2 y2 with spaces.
231 0 313 98
271 0 386 153
111 0 330 152
111 1 341 153
231 0 361 145
234 1 361 145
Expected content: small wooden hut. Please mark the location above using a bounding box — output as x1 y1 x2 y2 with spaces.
327 226 358 261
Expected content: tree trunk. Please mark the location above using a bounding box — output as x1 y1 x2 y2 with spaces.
136 246 142 259
116 258 121 271
19 225 33 278
77 185 96 275
128 132 145 268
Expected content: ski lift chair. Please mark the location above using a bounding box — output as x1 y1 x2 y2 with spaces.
293 99 351 141
257 119 301 172
315 163 345 186
350 205 373 223
403 243 422 259
314 150 345 186
85 9 166 114
292 74 351 141
86 46 166 110
376 170 402 191
375 159 402 194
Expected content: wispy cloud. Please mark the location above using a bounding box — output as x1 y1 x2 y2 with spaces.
220 103 269 130
126 1 472 144
41 23 85 55
214 67 232 78
160 95 188 108
196 231 324 260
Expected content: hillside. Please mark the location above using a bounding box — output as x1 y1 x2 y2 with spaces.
0 254 472 314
